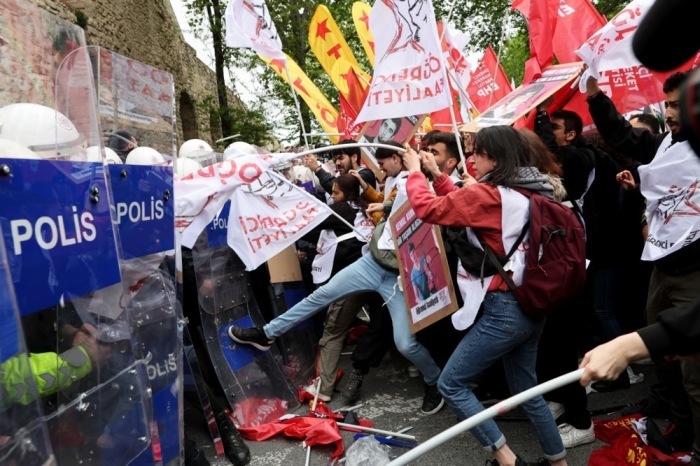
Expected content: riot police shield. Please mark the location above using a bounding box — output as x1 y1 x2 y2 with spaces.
107 161 181 465
0 3 153 463
0 226 55 466
94 48 182 465
189 202 300 426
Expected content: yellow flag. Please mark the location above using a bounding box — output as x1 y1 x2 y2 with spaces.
262 55 339 143
308 6 371 91
352 2 375 68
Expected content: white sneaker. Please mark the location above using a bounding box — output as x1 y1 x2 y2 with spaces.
303 383 331 402
559 422 595 448
548 401 565 420
407 365 421 378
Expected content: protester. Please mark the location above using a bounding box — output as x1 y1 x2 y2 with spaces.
228 142 445 415
299 174 373 402
587 72 700 451
404 126 567 466
305 139 377 193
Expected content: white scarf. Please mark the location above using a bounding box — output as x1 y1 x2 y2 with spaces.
452 187 530 331
639 135 700 261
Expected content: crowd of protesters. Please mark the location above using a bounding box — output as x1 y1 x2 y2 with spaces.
226 68 700 466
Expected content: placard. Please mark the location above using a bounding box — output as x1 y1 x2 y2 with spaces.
390 200 458 333
463 63 583 131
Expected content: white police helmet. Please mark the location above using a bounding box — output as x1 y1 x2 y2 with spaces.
179 138 213 159
0 103 84 160
223 141 258 160
125 146 165 166
0 137 40 159
175 157 202 179
86 146 122 164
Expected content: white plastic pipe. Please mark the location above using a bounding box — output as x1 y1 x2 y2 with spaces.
336 422 417 441
387 369 584 466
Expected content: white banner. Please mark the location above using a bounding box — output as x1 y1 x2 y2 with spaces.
176 150 298 248
228 171 332 271
355 0 451 124
443 23 472 92
639 136 700 261
225 0 286 60
575 0 653 91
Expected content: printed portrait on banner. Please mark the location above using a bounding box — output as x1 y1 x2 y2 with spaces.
390 200 457 333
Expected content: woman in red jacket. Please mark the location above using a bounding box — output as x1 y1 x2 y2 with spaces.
404 125 567 466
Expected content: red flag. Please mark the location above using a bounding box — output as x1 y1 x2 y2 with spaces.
515 0 604 83
429 96 464 131
466 46 513 113
238 416 344 458
513 0 557 83
552 0 607 63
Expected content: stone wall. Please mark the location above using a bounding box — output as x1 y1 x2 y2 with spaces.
34 0 241 149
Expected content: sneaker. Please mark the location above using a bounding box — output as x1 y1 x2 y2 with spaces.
407 365 421 378
421 384 444 414
304 382 331 402
559 422 595 448
547 401 565 420
228 326 274 351
340 369 364 403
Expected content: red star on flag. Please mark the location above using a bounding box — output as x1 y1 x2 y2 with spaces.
359 11 370 30
315 19 331 40
269 58 286 73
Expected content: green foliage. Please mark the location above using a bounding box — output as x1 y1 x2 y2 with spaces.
500 31 529 87
75 10 88 30
197 95 273 147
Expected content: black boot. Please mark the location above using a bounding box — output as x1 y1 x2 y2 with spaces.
184 437 211 466
218 417 251 466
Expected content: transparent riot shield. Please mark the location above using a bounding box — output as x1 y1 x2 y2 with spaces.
94 47 183 465
189 201 300 427
92 47 176 158
0 226 55 466
0 4 153 463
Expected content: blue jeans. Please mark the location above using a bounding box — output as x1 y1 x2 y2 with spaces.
438 291 566 461
263 254 441 386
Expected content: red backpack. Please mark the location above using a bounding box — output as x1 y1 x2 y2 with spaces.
486 189 587 317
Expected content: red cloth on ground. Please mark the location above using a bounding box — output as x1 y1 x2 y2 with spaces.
238 416 344 458
591 415 690 465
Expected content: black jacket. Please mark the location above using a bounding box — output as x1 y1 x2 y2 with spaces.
302 201 365 280
535 112 595 201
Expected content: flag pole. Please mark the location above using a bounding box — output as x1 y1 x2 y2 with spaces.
283 63 311 148
435 0 467 167
446 69 476 122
